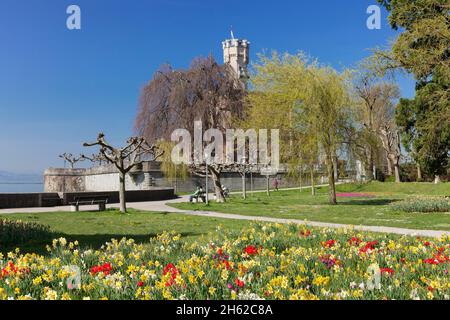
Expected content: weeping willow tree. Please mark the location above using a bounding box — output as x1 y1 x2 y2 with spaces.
242 52 354 204
286 131 319 196
295 66 354 204
157 140 189 193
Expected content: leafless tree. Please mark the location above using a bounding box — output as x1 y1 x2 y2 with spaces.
83 133 163 213
379 121 402 183
135 55 246 201
189 162 228 203
369 84 402 183
228 161 255 200
354 71 402 182
59 153 84 169
136 56 245 142
354 82 378 180
80 153 108 166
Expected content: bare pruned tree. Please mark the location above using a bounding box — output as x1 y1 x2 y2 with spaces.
83 133 163 213
228 161 255 200
59 153 85 169
80 153 108 166
189 162 227 203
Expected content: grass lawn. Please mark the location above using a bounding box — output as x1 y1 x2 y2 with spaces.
1 209 248 255
169 182 450 231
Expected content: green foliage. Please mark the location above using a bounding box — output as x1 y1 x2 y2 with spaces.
158 140 189 184
396 70 450 177
375 168 386 182
399 163 420 182
244 52 314 163
245 51 355 204
376 0 450 180
0 219 53 246
377 0 450 80
391 196 450 213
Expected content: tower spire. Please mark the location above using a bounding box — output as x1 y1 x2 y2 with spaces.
222 32 250 82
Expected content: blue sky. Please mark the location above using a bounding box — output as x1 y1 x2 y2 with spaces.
0 0 416 173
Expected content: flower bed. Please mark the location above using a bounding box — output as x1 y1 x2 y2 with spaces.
391 196 450 213
0 219 52 246
0 223 449 300
336 192 375 198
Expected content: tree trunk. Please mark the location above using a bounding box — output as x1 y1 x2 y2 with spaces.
367 148 375 181
434 175 441 184
119 171 127 213
174 166 178 194
310 165 316 196
393 159 401 183
242 174 247 199
366 162 374 181
416 165 422 182
333 155 339 181
299 169 303 193
326 153 337 205
210 169 225 203
386 156 393 176
394 165 401 183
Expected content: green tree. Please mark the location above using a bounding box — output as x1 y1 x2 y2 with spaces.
158 140 189 193
377 0 450 183
376 0 450 81
243 53 322 197
245 52 354 204
286 131 319 196
296 65 354 204
396 70 450 183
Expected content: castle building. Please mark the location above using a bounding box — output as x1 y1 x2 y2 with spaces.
222 36 250 81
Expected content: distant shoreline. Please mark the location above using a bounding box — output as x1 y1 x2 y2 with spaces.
0 182 43 185
0 182 44 193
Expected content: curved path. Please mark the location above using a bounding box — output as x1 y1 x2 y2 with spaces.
1 192 448 238
123 196 450 238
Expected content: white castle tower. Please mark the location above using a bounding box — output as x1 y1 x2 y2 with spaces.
222 32 250 81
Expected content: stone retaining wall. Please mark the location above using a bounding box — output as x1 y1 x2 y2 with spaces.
0 188 175 209
61 189 175 205
0 193 61 209
44 162 320 194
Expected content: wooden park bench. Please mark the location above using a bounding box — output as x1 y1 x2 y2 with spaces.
69 195 109 212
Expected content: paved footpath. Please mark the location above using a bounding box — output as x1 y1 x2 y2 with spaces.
0 188 448 239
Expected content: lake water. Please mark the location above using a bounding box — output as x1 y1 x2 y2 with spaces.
0 183 44 193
